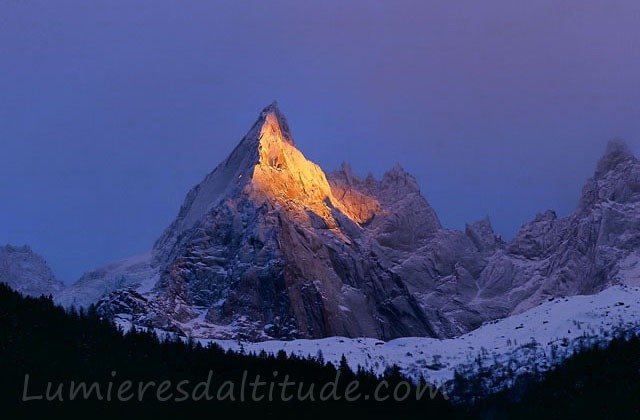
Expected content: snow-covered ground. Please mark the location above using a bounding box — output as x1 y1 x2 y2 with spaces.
115 284 640 394
206 285 640 390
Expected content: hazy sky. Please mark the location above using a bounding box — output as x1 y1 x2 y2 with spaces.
1 0 639 282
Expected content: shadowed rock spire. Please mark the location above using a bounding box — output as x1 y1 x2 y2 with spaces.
595 138 637 178
465 216 500 252
578 138 640 212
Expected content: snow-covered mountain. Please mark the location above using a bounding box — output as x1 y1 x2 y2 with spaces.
0 245 63 297
9 103 640 343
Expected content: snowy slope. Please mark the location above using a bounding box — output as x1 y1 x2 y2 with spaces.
55 252 159 308
188 285 640 391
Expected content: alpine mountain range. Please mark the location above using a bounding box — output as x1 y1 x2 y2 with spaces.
2 103 640 342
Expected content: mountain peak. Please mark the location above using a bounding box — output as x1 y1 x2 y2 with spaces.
258 101 295 146
261 100 281 116
157 103 374 245
577 139 640 213
382 163 420 194
595 138 637 178
249 103 359 227
465 216 500 252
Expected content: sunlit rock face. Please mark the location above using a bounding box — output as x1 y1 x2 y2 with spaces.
249 109 349 229
47 103 640 341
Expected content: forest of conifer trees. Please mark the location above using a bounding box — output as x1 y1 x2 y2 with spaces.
3 282 640 419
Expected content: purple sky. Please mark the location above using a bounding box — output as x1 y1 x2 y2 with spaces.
1 0 639 282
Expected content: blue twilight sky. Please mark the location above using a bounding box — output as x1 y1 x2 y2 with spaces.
1 0 639 283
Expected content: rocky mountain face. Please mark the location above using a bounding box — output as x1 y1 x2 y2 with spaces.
9 104 640 342
479 138 640 315
0 245 63 297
